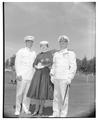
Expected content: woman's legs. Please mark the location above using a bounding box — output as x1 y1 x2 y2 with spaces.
32 100 40 115
39 99 45 114
35 100 40 112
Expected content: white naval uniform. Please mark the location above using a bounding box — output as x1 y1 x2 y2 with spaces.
15 47 36 113
50 48 77 117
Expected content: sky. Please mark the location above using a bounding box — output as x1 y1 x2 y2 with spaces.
4 2 96 60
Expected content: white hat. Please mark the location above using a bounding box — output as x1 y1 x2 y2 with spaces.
24 36 35 42
40 41 49 45
58 35 70 42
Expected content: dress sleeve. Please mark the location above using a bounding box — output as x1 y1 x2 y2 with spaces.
33 54 39 67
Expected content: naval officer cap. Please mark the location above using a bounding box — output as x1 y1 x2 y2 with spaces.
24 36 35 42
58 35 70 43
40 41 49 45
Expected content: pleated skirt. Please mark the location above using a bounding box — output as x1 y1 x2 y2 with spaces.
27 67 54 100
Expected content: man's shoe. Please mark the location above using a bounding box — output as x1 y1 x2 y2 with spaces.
49 114 60 117
14 111 20 116
49 115 54 117
23 110 31 114
22 104 31 114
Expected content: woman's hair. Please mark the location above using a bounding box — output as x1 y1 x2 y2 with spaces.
40 44 49 48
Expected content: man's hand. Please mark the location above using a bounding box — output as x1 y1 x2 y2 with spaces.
66 79 71 85
50 73 55 84
50 72 54 77
16 76 22 81
51 76 55 84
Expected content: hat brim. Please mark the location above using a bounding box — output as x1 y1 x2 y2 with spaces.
25 40 34 42
58 39 69 42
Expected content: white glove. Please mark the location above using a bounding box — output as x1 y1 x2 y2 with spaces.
66 79 71 85
50 71 55 77
51 76 55 84
35 62 44 69
16 75 22 81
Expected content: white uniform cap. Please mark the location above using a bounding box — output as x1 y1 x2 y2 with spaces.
40 41 49 45
58 35 70 42
24 36 35 42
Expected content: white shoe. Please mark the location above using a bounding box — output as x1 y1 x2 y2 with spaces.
22 108 31 114
49 115 54 117
49 114 59 117
14 111 20 116
49 112 60 117
24 110 31 115
22 104 31 114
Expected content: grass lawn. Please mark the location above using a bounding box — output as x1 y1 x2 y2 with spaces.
3 71 95 118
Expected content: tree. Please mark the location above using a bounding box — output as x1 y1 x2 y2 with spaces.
93 57 96 75
81 57 88 74
76 56 96 75
76 58 82 72
5 59 9 68
87 57 96 75
10 54 16 67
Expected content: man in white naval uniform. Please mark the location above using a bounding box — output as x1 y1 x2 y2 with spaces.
50 35 77 117
15 36 36 115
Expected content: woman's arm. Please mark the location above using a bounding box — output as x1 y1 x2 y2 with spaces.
33 54 44 69
33 55 39 68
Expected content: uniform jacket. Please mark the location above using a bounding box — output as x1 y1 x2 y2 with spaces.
15 47 36 81
50 48 77 82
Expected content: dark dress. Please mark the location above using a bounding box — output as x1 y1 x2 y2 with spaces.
27 51 54 100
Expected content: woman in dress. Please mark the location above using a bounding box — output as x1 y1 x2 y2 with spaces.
27 41 54 116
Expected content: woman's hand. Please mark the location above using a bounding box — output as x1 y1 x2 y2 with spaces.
16 75 22 81
35 62 44 69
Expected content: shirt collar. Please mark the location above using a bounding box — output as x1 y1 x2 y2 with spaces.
25 47 31 52
59 48 68 54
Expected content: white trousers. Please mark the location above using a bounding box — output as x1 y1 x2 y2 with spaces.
53 79 69 117
15 80 31 113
